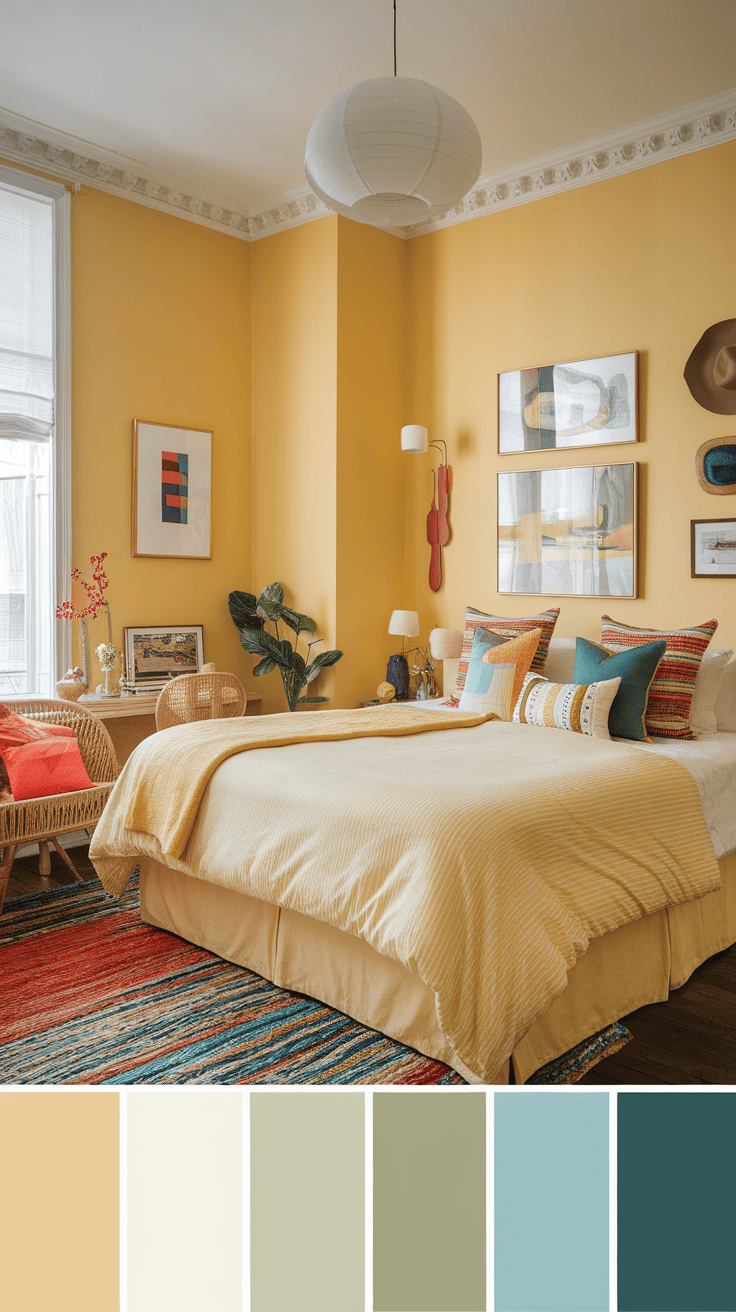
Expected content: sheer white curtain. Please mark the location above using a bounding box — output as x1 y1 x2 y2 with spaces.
0 179 59 695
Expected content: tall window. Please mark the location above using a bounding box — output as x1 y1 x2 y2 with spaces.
0 166 70 696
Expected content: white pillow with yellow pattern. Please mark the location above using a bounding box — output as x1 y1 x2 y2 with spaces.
513 671 621 739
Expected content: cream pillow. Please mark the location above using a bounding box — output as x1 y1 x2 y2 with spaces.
715 652 736 732
514 672 621 739
543 637 577 685
690 648 733 733
458 662 516 719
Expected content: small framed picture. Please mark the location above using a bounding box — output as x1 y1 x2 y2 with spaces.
132 419 212 558
123 625 204 687
691 519 736 578
498 351 638 453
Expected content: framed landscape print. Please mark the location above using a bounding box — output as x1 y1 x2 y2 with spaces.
498 463 638 597
498 352 637 453
132 420 212 558
691 519 736 578
123 625 204 686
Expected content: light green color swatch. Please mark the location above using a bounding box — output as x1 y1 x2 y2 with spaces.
251 1091 365 1312
373 1090 486 1312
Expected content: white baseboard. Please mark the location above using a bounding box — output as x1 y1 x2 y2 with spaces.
17 830 90 859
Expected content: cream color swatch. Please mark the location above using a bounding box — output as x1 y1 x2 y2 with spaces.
0 1090 119 1312
127 1089 242 1312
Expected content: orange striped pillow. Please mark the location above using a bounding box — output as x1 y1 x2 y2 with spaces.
452 605 560 704
481 627 542 709
600 615 718 740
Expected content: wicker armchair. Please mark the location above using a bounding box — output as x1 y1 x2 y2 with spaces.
0 698 119 913
155 671 247 731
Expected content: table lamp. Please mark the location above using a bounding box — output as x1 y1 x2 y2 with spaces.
387 609 420 700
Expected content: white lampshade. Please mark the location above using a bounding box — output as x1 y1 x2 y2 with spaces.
388 609 420 638
305 77 482 230
429 628 463 660
401 424 428 453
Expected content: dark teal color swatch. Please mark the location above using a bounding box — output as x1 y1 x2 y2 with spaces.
495 1091 609 1311
618 1093 736 1310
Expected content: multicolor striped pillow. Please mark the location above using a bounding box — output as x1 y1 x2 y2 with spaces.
514 672 621 739
600 615 718 740
452 605 560 704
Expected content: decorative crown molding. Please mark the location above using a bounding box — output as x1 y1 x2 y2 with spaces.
403 89 736 238
1 88 734 242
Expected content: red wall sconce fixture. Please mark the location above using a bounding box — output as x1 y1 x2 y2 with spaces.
401 426 450 592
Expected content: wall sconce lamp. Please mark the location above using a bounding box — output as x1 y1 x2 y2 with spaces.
401 426 449 592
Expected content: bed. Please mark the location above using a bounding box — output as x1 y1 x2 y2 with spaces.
89 677 736 1085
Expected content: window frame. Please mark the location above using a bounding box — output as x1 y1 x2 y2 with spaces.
0 162 71 686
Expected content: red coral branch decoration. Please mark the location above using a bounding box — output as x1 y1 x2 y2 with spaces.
56 552 110 620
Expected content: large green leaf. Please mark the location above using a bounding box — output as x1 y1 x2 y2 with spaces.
280 606 318 635
297 695 329 704
279 639 293 662
239 628 286 665
228 590 263 630
252 655 277 677
256 582 284 620
307 648 343 672
291 651 306 676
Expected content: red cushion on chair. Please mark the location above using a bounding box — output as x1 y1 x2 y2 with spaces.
0 738 93 801
0 704 75 748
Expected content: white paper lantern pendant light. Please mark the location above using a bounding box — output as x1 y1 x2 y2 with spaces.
305 2 482 230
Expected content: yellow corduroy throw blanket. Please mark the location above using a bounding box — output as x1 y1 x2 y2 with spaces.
89 704 496 893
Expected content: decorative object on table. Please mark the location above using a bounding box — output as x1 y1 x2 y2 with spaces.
386 609 419 700
498 463 638 598
228 584 342 712
122 624 204 694
691 518 736 578
56 552 114 690
401 426 450 591
377 681 396 704
695 437 736 494
55 668 87 701
304 1 481 231
412 647 438 700
684 319 736 414
132 419 212 559
499 352 637 453
95 640 122 698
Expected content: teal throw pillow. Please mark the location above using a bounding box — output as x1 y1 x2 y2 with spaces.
573 636 667 741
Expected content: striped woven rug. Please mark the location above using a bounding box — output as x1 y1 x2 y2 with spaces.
0 877 629 1085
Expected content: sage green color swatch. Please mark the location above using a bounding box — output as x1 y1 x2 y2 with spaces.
373 1091 486 1312
495 1090 609 1312
250 1091 365 1312
618 1092 736 1311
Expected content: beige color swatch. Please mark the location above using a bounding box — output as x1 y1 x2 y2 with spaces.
250 1091 364 1312
0 1090 119 1312
127 1089 242 1312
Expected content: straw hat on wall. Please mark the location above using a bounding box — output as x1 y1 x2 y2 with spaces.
684 319 736 414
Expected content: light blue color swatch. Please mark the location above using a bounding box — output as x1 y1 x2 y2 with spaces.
495 1091 609 1312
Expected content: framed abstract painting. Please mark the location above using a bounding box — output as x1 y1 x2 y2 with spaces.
498 462 638 597
123 625 204 687
498 351 637 453
132 420 212 558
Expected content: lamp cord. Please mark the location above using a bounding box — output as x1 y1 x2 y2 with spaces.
393 0 397 75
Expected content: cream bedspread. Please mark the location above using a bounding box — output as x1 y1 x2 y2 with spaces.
90 707 721 1082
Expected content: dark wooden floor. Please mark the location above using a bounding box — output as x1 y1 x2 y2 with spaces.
6 846 736 1085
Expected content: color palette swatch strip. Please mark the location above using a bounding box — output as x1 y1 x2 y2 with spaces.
1 1090 735 1312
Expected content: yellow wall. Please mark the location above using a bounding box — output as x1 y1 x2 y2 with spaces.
251 217 339 712
251 215 405 712
405 138 736 652
71 188 252 684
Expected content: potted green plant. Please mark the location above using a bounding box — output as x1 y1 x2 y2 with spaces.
228 583 342 712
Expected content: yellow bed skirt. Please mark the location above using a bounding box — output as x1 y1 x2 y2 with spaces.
138 850 736 1085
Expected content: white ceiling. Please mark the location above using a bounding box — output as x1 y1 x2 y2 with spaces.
0 0 735 216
